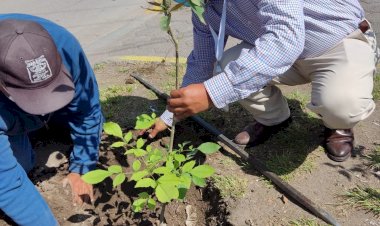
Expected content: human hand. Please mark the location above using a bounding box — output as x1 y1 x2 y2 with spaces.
138 117 169 139
62 172 94 206
167 83 213 120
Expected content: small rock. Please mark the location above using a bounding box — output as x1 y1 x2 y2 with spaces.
185 205 197 226
245 219 254 226
45 151 67 168
280 195 288 204
125 78 135 84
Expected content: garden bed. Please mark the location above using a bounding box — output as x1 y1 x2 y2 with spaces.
0 61 379 226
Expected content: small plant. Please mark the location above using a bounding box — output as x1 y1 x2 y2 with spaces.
82 116 220 224
84 1 211 224
145 0 206 153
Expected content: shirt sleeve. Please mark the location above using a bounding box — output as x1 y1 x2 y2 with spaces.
204 0 305 109
181 11 219 87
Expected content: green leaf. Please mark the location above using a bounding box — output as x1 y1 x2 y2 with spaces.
138 192 150 199
135 178 157 188
147 198 156 210
134 149 147 157
180 173 192 189
149 154 162 163
108 165 122 174
153 166 171 175
182 160 196 173
124 131 133 144
158 173 181 186
146 145 152 152
131 170 149 181
178 187 188 200
135 114 155 130
160 15 170 31
132 160 141 171
192 175 206 187
197 142 220 154
155 184 179 203
166 156 174 170
132 198 146 212
136 138 145 149
103 122 123 139
190 0 202 6
190 165 215 178
190 4 205 24
113 173 126 187
124 149 134 155
82 169 112 184
111 141 125 148
151 112 156 119
174 154 186 163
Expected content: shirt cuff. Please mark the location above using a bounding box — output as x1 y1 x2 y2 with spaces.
160 110 174 127
69 162 96 175
204 72 239 109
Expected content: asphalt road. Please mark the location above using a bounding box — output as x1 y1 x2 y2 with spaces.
0 0 379 64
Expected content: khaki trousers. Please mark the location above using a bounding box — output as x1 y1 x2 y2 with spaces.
220 27 377 129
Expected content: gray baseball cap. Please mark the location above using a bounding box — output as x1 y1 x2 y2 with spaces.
0 19 75 115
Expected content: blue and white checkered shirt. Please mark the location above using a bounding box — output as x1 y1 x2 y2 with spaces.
161 0 365 125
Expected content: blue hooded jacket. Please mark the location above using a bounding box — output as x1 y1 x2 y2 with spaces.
0 14 103 225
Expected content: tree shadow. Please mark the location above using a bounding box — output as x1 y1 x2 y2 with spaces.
196 97 325 178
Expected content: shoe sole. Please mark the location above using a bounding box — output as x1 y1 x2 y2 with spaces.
326 152 351 162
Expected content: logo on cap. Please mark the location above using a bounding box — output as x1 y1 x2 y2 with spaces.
25 55 52 83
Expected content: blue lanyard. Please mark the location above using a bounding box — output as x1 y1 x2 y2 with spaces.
209 0 227 74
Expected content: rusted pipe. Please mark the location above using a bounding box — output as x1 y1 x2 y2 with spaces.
131 73 340 226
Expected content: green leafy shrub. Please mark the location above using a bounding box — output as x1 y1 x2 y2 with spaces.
82 116 220 219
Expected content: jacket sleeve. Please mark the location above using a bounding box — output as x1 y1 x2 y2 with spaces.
0 105 57 225
59 34 104 175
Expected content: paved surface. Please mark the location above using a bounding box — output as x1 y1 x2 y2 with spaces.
0 0 194 64
0 0 379 64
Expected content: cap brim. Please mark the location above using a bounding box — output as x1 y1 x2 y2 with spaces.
7 64 75 115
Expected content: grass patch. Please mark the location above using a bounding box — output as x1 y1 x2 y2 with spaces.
374 72 380 100
289 218 328 226
254 90 323 181
211 175 248 199
118 66 130 74
366 145 380 171
265 148 319 181
100 85 137 123
342 186 380 216
93 62 106 72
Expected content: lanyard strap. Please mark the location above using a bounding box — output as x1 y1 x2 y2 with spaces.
209 0 227 73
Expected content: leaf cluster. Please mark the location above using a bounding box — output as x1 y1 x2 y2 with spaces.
146 0 206 31
82 116 220 213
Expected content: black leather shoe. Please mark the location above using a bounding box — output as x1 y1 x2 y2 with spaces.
324 127 354 162
234 117 292 147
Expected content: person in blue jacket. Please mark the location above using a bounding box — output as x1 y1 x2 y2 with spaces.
0 14 103 225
